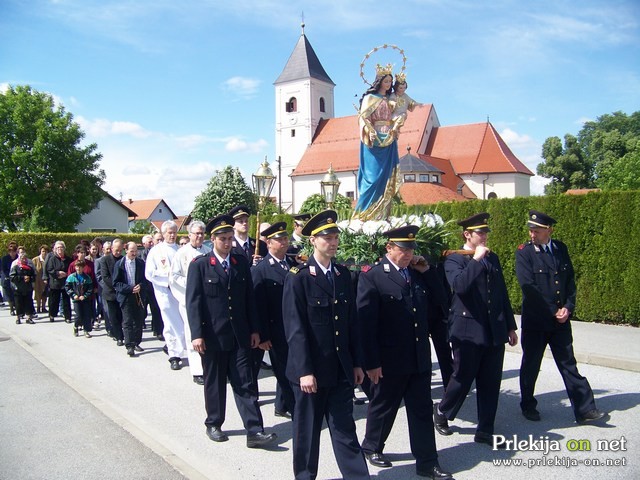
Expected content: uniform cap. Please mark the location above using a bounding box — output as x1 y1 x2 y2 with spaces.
228 205 251 220
206 215 235 235
384 225 419 249
302 210 340 236
527 210 556 229
261 222 289 239
457 212 491 232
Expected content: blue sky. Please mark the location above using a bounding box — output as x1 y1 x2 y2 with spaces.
2 0 638 215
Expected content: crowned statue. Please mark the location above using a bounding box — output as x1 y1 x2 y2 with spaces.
353 45 420 221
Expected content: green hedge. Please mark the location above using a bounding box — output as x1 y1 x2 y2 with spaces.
394 191 640 325
4 191 639 325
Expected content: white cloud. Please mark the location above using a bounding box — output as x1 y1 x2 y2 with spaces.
223 76 261 99
225 137 268 153
77 116 153 139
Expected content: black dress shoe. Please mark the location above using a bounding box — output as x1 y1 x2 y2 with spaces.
433 402 452 436
206 426 228 442
417 464 454 479
522 408 541 421
157 334 165 341
246 431 277 448
365 452 392 468
134 345 144 352
274 409 292 419
127 347 135 357
169 357 182 370
193 375 204 385
116 339 124 346
49 317 55 322
474 431 506 449
65 318 72 324
577 409 608 424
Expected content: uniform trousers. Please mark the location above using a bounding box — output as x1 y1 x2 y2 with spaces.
153 286 185 358
362 372 438 471
147 287 164 336
520 328 596 419
177 303 203 376
268 345 295 415
439 341 505 435
121 294 145 348
48 288 71 320
105 299 124 341
201 344 263 435
429 319 454 390
291 379 369 480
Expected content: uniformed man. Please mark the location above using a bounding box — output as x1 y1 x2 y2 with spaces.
516 210 607 424
433 213 518 447
357 225 452 479
228 204 267 264
251 222 296 418
186 214 276 448
287 213 311 262
282 210 370 480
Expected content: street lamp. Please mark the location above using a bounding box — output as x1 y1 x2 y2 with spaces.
320 163 341 209
252 157 277 256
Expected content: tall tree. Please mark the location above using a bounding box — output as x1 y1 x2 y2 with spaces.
537 134 593 194
191 166 256 221
538 110 640 194
0 85 105 231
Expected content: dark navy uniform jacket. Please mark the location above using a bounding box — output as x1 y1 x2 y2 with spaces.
231 236 267 260
186 252 259 351
251 253 293 347
356 257 431 375
445 251 516 347
515 240 576 332
282 255 363 388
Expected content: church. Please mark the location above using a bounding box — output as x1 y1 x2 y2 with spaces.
274 26 534 214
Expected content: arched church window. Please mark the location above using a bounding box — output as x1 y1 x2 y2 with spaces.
286 97 297 113
319 97 326 113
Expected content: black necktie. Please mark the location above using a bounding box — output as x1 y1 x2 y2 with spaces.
221 260 229 273
326 269 334 287
279 260 289 271
400 267 410 283
243 243 251 258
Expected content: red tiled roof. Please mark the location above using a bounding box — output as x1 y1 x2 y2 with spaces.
426 123 533 176
565 188 601 195
292 104 434 176
124 198 178 221
418 154 477 199
399 182 469 205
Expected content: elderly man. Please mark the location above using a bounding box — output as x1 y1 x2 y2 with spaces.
186 214 276 448
114 242 148 357
516 210 606 424
251 222 296 418
357 225 452 479
145 220 184 371
170 220 211 385
1 241 19 316
283 210 369 480
433 213 518 447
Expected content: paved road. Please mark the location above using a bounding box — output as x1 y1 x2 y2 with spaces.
0 304 638 479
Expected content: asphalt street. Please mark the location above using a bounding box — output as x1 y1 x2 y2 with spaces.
0 304 638 480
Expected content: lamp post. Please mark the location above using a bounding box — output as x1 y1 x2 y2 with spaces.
252 157 277 256
320 163 341 209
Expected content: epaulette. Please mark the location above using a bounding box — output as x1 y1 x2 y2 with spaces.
289 266 299 274
361 265 372 273
517 244 525 250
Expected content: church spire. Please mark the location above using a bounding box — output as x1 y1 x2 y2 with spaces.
274 23 334 85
